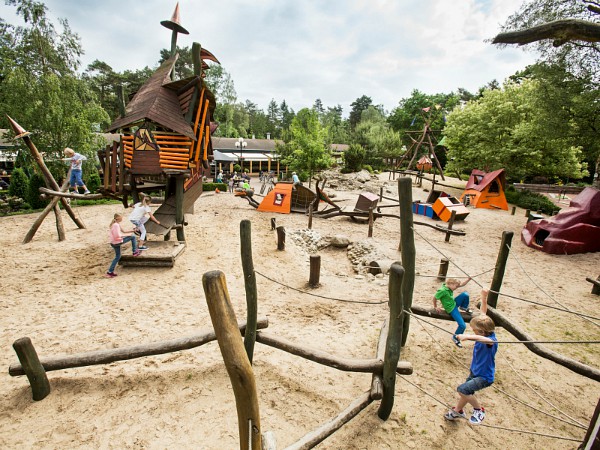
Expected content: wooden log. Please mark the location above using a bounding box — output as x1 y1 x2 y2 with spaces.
511 206 516 215
203 271 262 450
488 231 513 308
378 263 405 420
12 337 51 401
486 306 600 382
53 202 66 241
284 392 373 450
308 203 313 229
276 226 285 251
270 218 276 230
240 220 258 364
445 210 456 243
437 258 450 281
9 318 269 376
368 207 374 237
587 276 600 295
367 260 392 276
309 255 321 287
255 332 412 374
38 187 104 200
398 177 415 347
370 319 389 400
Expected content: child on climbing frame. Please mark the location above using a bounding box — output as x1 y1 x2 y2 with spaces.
63 147 91 195
432 277 472 347
444 289 497 425
129 194 160 251
106 213 141 278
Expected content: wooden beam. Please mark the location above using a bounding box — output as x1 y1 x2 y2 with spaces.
9 318 268 376
492 19 600 46
240 220 258 363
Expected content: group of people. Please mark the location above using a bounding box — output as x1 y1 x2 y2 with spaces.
433 278 498 426
215 171 252 193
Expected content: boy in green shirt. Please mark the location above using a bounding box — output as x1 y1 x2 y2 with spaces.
432 277 472 347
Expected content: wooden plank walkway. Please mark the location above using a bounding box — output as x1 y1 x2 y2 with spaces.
120 241 186 268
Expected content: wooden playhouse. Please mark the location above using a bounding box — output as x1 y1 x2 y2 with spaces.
459 168 508 210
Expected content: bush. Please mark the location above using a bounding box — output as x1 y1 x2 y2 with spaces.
27 172 49 209
233 164 241 173
8 168 28 200
363 165 374 174
87 171 101 193
203 182 228 192
505 188 560 215
343 144 366 172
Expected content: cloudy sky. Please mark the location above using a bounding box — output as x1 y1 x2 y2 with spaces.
2 0 537 115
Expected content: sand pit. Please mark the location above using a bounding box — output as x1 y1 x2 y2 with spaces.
1 173 598 449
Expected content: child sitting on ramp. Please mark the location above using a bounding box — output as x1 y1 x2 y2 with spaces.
129 194 160 251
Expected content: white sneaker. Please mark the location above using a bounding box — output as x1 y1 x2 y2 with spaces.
469 408 485 425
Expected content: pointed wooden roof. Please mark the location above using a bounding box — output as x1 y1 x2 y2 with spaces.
107 55 196 139
465 168 506 192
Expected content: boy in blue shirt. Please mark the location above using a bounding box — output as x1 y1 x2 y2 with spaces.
444 289 498 425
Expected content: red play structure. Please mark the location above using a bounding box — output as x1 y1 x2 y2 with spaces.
521 187 600 254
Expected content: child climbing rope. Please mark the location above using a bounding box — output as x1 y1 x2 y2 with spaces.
444 289 498 425
432 277 472 347
106 213 141 278
129 194 160 250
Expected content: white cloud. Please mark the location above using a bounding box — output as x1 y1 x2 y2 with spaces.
1 0 537 115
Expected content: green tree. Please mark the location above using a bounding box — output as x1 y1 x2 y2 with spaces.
348 95 373 130
343 143 366 172
8 167 28 200
26 172 48 209
281 108 332 186
1 1 109 174
352 106 402 169
321 105 349 145
444 79 587 182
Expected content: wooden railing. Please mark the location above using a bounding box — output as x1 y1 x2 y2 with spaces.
513 183 585 195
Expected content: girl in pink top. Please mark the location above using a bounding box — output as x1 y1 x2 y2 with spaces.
106 213 140 278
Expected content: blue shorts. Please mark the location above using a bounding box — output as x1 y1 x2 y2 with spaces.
457 373 492 396
70 169 84 187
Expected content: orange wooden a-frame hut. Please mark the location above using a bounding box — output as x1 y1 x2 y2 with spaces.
459 168 508 210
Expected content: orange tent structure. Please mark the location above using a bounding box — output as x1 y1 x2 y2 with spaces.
257 183 294 214
459 169 508 210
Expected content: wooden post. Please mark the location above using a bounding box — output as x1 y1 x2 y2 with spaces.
12 337 51 401
437 258 450 281
240 220 258 364
270 218 276 230
398 177 415 347
378 262 404 420
370 319 389 400
525 209 530 218
276 226 285 251
308 204 313 229
368 207 374 237
202 271 262 450
511 206 516 215
309 255 321 287
488 231 514 308
379 186 384 202
444 210 457 243
23 172 71 244
580 397 600 449
175 175 185 241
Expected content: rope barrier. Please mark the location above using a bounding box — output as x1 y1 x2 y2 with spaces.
505 243 600 328
404 310 600 345
254 270 388 305
398 377 582 442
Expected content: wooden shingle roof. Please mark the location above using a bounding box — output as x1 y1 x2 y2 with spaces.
107 55 196 139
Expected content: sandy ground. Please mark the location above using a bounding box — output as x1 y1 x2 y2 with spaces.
0 173 598 449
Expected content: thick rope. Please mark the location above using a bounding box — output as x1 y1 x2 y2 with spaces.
404 310 600 344
254 270 387 305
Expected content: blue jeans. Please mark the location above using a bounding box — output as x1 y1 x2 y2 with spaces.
70 169 84 188
457 372 492 396
449 292 470 335
108 236 138 273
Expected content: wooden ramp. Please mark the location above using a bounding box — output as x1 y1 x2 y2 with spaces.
120 241 186 268
145 180 203 236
